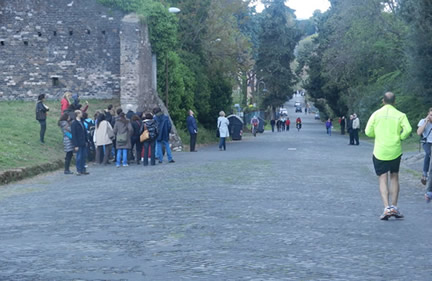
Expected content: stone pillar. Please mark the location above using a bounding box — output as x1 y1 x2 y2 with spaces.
120 13 182 151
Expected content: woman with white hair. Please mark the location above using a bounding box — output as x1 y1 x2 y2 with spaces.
217 111 230 151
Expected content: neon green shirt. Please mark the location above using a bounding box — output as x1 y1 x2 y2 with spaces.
365 104 412 161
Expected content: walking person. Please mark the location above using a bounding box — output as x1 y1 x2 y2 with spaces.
186 110 198 152
113 112 133 167
71 110 89 175
352 113 360 145
286 118 290 131
58 113 74 174
94 113 114 165
35 94 49 143
340 116 346 135
417 108 432 185
217 111 230 151
270 119 275 132
365 92 412 220
325 118 332 136
154 107 175 163
141 113 158 166
347 115 354 145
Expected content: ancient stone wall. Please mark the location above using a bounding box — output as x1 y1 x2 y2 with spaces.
0 0 124 100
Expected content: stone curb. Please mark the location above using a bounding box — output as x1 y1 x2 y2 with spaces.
0 160 64 186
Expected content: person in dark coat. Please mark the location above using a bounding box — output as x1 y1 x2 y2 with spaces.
340 116 346 135
71 110 89 175
35 94 49 143
347 114 354 145
130 114 142 164
58 113 74 174
153 107 175 163
270 119 275 132
141 113 158 166
186 110 198 152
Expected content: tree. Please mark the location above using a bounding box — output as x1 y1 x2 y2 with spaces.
256 0 300 110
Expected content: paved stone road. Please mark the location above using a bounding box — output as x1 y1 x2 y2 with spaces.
1 98 432 280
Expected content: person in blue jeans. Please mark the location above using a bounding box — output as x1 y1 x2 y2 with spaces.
417 108 432 186
71 110 89 175
113 112 133 167
326 118 332 136
153 107 175 163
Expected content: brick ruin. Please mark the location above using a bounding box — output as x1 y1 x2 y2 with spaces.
0 0 182 149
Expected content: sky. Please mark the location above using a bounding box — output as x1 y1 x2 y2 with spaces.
253 0 331 20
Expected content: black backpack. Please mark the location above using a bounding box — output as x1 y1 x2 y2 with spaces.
146 121 159 140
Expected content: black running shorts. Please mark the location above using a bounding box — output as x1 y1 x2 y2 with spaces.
372 155 402 176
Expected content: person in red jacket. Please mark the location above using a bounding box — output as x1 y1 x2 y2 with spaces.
296 117 302 131
285 118 291 131
60 92 72 115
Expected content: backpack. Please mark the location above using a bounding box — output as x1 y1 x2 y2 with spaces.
146 121 159 140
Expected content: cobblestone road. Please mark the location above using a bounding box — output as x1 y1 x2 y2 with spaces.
1 100 432 280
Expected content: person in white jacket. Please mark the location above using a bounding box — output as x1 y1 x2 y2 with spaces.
217 111 230 151
94 113 114 164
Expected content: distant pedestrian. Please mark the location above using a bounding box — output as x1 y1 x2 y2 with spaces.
94 113 114 165
60 91 72 115
154 107 175 163
186 110 198 152
365 92 412 220
71 110 89 175
286 118 290 131
270 119 275 132
141 113 158 166
340 116 346 135
352 114 360 145
347 115 354 145
217 111 230 151
35 94 49 143
130 114 142 164
113 112 133 167
417 108 432 186
326 118 332 136
58 113 74 174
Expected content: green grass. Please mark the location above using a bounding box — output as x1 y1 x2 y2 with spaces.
0 99 119 171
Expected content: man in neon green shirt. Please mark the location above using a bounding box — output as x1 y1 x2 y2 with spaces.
365 92 412 220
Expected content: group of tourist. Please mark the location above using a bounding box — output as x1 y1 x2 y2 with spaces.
36 92 178 176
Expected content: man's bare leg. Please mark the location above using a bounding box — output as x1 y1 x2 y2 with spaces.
379 173 390 207
389 172 400 206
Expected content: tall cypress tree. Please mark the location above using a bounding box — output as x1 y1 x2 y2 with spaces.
256 0 300 109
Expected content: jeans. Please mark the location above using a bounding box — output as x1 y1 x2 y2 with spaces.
327 127 331 136
156 140 173 162
76 146 87 173
131 136 142 163
143 140 156 166
65 151 73 172
38 120 46 142
116 149 128 166
423 143 431 177
96 144 112 164
353 129 359 145
219 137 226 150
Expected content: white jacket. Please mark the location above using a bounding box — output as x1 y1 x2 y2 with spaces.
94 120 114 146
217 116 230 138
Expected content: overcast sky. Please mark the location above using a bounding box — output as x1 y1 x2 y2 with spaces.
253 0 331 20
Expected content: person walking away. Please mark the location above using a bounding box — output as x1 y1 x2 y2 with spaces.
131 115 143 164
141 113 158 166
36 94 49 143
186 110 198 152
270 119 275 132
60 92 72 115
417 108 432 186
71 110 89 175
154 107 175 163
58 113 74 174
286 118 290 131
365 92 412 220
326 118 332 136
296 117 302 131
281 116 286 131
217 111 230 151
94 113 114 165
352 114 360 145
113 112 132 167
347 115 354 145
340 116 346 135
251 115 259 136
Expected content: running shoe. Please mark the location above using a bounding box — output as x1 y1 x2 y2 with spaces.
390 206 404 219
380 207 392 220
425 192 432 203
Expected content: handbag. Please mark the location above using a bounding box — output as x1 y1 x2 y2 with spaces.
420 127 432 143
140 129 149 142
